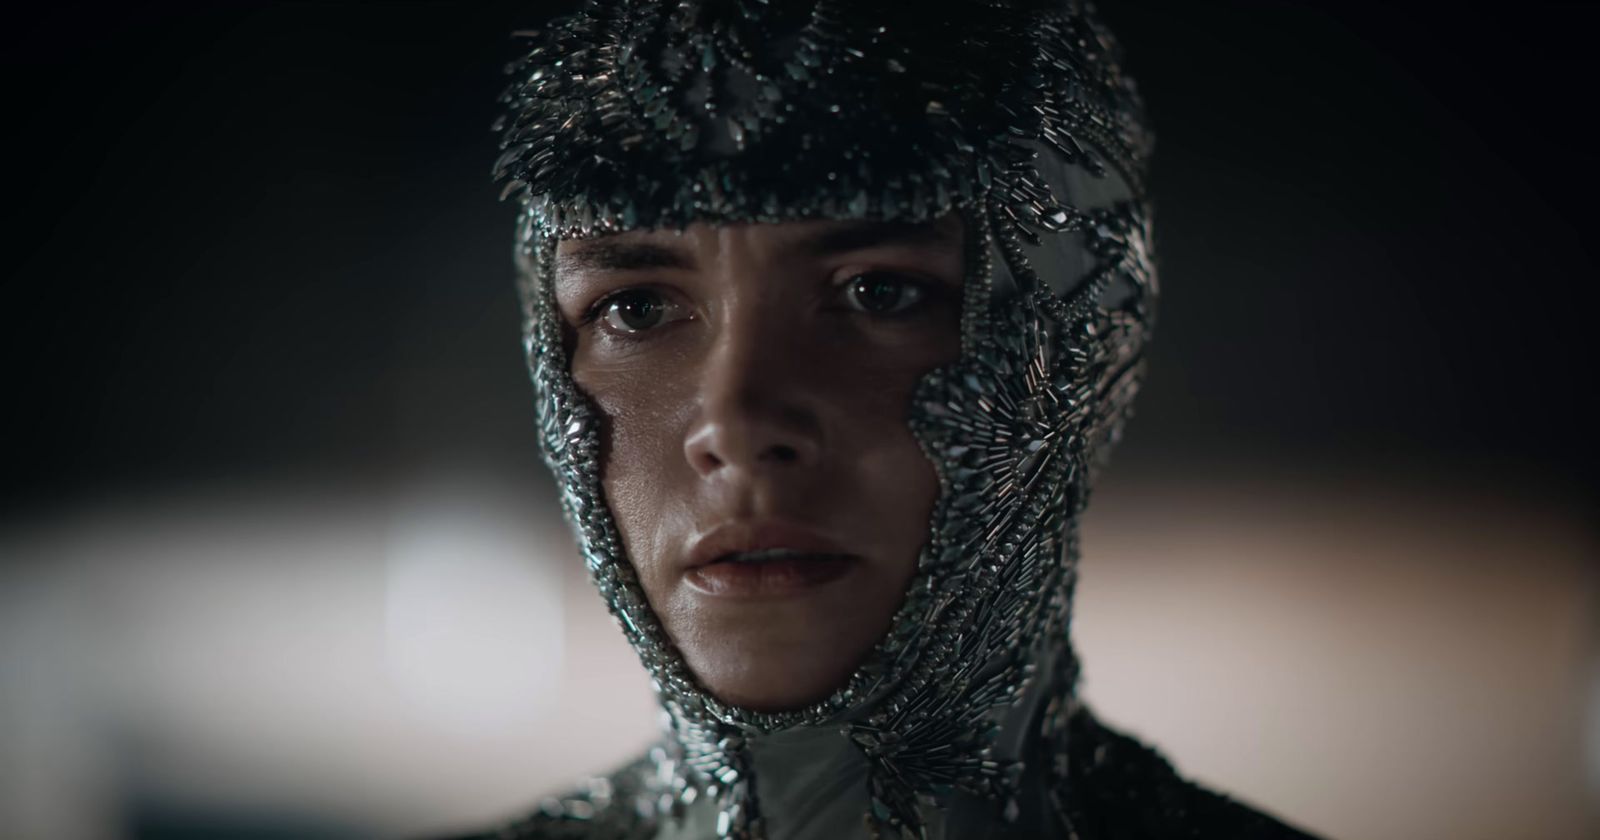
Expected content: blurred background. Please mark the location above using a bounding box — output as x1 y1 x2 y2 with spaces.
3 2 1596 839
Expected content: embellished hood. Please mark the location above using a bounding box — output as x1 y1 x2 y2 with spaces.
493 1 1156 837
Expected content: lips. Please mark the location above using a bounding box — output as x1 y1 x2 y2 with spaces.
684 520 860 597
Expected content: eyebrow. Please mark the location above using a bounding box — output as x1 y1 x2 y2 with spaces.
793 219 957 256
553 218 958 279
555 240 692 276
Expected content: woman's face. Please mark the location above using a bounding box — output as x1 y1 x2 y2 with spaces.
553 214 964 711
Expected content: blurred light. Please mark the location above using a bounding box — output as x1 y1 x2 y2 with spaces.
0 469 1591 839
384 484 564 737
1588 656 1600 806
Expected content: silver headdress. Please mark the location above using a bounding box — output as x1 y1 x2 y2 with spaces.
493 1 1160 837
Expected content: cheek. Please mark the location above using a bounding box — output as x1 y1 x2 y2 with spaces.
830 355 948 563
572 361 697 581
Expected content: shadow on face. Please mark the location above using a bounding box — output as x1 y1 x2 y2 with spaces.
552 213 966 712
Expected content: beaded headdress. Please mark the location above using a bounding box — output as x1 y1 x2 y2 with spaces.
494 1 1156 837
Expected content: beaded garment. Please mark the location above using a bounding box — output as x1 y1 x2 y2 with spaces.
471 1 1318 838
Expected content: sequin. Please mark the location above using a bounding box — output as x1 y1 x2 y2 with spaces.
489 2 1166 838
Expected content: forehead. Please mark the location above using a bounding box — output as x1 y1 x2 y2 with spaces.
553 215 963 275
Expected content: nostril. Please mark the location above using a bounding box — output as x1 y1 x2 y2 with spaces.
684 417 820 475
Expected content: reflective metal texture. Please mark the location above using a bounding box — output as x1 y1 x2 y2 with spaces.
477 2 1312 839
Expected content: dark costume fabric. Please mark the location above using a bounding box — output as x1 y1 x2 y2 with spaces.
458 1 1324 838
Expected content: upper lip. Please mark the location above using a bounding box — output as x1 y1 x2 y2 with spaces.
684 519 856 569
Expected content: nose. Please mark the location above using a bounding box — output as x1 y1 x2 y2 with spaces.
683 323 824 479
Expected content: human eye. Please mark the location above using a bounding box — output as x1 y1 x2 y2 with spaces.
583 287 691 336
833 271 934 316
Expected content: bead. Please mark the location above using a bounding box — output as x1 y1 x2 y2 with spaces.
490 2 1156 837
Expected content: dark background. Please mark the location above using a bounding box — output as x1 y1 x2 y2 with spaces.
7 1 1597 512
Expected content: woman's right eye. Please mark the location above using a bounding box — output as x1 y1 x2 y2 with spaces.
591 288 689 334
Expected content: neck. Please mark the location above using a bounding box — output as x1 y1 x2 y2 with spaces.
656 643 1080 840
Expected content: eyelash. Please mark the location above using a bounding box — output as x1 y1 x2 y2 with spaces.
833 271 940 316
578 272 944 332
579 289 640 326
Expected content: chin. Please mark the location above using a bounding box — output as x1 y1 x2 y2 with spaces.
663 565 907 712
681 632 875 713
701 674 846 714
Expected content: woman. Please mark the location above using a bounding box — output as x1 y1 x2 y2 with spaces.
465 1 1319 837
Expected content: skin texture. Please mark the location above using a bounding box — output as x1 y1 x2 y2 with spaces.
552 214 966 712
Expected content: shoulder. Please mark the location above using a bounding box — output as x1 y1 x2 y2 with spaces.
430 751 662 840
1058 707 1323 840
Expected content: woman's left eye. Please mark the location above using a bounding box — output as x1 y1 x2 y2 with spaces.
837 272 929 315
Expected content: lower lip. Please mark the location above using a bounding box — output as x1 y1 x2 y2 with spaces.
686 554 857 597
